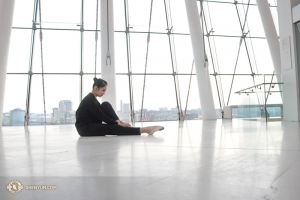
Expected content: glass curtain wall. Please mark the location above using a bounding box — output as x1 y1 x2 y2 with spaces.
2 0 277 126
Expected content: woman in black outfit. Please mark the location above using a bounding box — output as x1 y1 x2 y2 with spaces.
75 78 164 136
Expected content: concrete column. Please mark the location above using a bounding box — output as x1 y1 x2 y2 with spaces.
101 0 117 110
184 0 216 119
277 0 300 121
0 0 15 128
256 0 281 77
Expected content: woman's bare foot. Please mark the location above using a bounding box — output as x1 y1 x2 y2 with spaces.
140 126 164 135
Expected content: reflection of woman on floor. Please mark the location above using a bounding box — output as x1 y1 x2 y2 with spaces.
75 78 164 136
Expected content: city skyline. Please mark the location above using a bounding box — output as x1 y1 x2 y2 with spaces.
2 98 209 126
2 97 283 126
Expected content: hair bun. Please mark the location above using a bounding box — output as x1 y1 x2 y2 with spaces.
93 77 98 83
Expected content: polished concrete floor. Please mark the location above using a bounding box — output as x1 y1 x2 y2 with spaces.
0 119 300 200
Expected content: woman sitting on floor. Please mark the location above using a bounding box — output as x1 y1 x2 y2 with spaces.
75 78 164 136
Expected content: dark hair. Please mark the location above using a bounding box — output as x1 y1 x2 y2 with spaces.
93 78 107 88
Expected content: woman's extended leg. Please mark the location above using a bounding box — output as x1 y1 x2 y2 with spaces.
100 101 119 120
79 124 164 136
140 126 164 135
82 123 140 136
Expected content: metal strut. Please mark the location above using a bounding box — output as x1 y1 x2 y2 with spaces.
140 0 154 121
204 1 226 110
24 0 39 126
184 60 194 120
95 0 99 77
38 0 47 124
164 0 183 121
106 0 111 65
124 0 136 124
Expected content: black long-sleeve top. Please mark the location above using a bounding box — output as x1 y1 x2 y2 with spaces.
75 93 117 129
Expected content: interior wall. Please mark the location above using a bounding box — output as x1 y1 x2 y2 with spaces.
277 0 300 121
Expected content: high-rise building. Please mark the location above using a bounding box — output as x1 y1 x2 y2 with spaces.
123 103 130 113
2 113 10 126
52 108 59 119
52 108 59 123
59 100 73 113
10 108 25 126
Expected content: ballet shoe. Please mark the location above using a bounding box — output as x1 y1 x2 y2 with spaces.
149 126 164 135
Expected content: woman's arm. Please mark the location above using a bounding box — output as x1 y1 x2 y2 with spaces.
116 120 131 127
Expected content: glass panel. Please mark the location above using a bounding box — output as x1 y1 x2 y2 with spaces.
115 32 128 73
234 41 253 75
84 0 100 30
203 2 241 36
82 75 94 99
116 75 131 122
39 0 81 29
130 34 173 73
178 75 201 120
130 33 148 73
235 73 282 121
128 0 152 32
234 3 247 33
174 35 194 74
220 75 255 106
169 0 189 34
247 38 274 75
265 75 283 120
132 75 177 121
241 4 265 37
28 75 44 124
7 29 32 73
213 37 241 74
114 0 125 31
83 31 101 73
147 34 172 73
2 75 27 126
150 0 168 32
32 30 81 73
210 76 223 118
12 0 35 27
29 75 80 125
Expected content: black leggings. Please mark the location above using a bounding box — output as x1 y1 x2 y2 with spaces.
77 101 140 136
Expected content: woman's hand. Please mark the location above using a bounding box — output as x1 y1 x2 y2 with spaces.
117 120 131 127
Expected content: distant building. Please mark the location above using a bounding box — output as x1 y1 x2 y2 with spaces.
123 103 130 113
159 107 168 111
10 108 25 126
59 100 72 113
52 108 59 119
52 108 59 123
120 100 130 113
2 112 10 126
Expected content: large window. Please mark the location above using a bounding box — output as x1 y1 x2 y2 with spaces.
3 0 278 125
